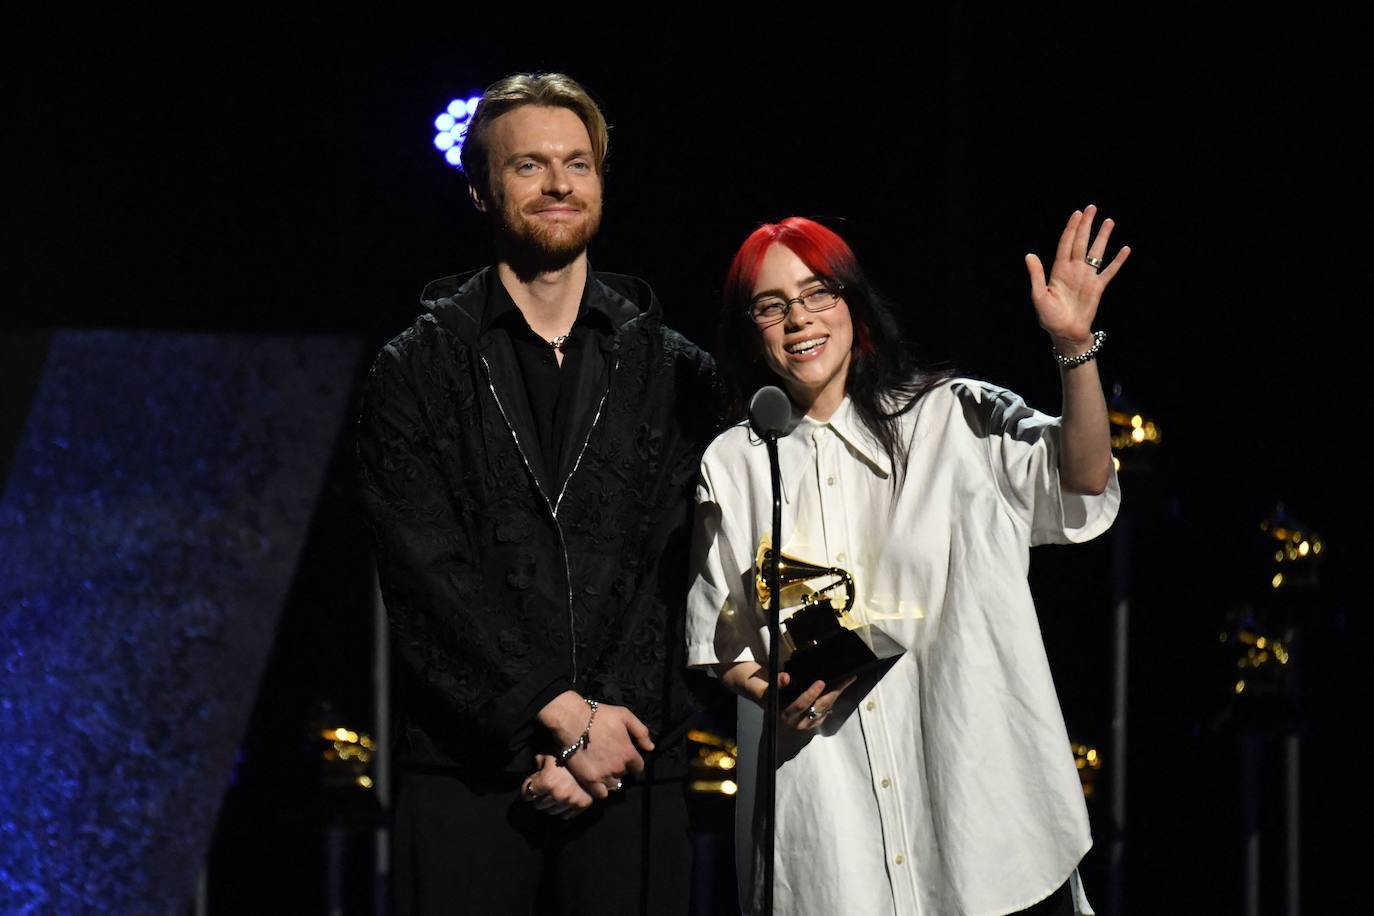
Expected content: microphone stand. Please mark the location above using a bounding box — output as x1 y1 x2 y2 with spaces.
749 384 790 916
761 430 782 916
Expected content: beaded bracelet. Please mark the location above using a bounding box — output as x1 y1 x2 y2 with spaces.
1054 330 1107 368
557 698 599 764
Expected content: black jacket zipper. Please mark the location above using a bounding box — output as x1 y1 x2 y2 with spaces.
479 355 617 685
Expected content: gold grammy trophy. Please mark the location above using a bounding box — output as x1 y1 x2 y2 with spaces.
756 537 883 703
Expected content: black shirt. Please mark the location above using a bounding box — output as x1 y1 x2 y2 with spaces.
481 271 616 498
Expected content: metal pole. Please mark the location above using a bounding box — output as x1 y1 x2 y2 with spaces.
326 826 345 916
1243 736 1260 916
762 433 782 916
1285 733 1300 916
1108 512 1131 916
193 862 208 916
372 566 391 916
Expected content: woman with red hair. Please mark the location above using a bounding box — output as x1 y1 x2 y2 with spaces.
688 209 1128 915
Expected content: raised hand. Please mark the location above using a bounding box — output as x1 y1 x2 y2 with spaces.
1024 204 1130 354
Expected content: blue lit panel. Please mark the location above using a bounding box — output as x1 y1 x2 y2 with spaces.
0 331 362 913
433 94 482 169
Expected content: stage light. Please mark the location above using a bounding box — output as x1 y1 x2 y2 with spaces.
433 94 482 170
1070 741 1102 798
1261 506 1324 588
687 729 741 796
1107 386 1162 469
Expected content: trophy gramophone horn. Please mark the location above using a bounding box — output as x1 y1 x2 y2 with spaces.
755 535 855 616
755 536 876 702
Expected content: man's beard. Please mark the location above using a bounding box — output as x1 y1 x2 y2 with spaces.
495 195 602 276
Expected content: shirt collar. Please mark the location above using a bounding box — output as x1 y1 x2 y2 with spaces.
777 397 892 504
479 267 616 337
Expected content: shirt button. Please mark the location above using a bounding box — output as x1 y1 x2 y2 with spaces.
880 778 891 789
894 854 905 865
866 701 875 711
826 475 836 486
836 551 846 563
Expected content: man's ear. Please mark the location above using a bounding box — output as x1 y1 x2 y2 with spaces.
468 180 489 213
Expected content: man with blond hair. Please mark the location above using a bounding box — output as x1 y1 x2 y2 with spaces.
358 72 718 915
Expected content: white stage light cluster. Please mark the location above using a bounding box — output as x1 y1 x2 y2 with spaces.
433 96 483 168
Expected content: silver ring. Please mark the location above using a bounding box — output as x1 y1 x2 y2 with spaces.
610 779 623 792
806 705 821 720
1084 254 1105 269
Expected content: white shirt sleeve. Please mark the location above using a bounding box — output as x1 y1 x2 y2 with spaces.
960 381 1121 546
686 456 764 669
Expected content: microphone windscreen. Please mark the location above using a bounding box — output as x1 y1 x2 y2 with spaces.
748 386 792 438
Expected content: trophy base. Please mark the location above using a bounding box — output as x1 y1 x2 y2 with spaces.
779 628 881 705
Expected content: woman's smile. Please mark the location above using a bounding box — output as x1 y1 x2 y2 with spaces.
754 243 853 420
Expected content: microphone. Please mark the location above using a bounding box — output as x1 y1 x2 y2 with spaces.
748 386 792 439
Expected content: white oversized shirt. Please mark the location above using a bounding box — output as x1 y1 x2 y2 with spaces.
687 380 1119 916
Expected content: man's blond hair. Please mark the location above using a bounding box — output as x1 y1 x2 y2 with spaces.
460 72 609 199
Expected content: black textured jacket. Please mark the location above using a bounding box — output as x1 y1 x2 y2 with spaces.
357 267 721 776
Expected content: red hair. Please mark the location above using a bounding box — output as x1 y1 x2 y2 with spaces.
716 217 951 477
723 217 873 354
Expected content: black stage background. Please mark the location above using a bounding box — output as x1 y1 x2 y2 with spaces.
8 7 1368 914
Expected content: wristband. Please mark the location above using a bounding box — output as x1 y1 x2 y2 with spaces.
1054 330 1106 368
556 698 599 764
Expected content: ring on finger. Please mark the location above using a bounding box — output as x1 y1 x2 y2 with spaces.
609 778 624 792
1084 254 1105 269
805 704 821 721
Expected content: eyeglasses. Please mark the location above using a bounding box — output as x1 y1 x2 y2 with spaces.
747 283 844 328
